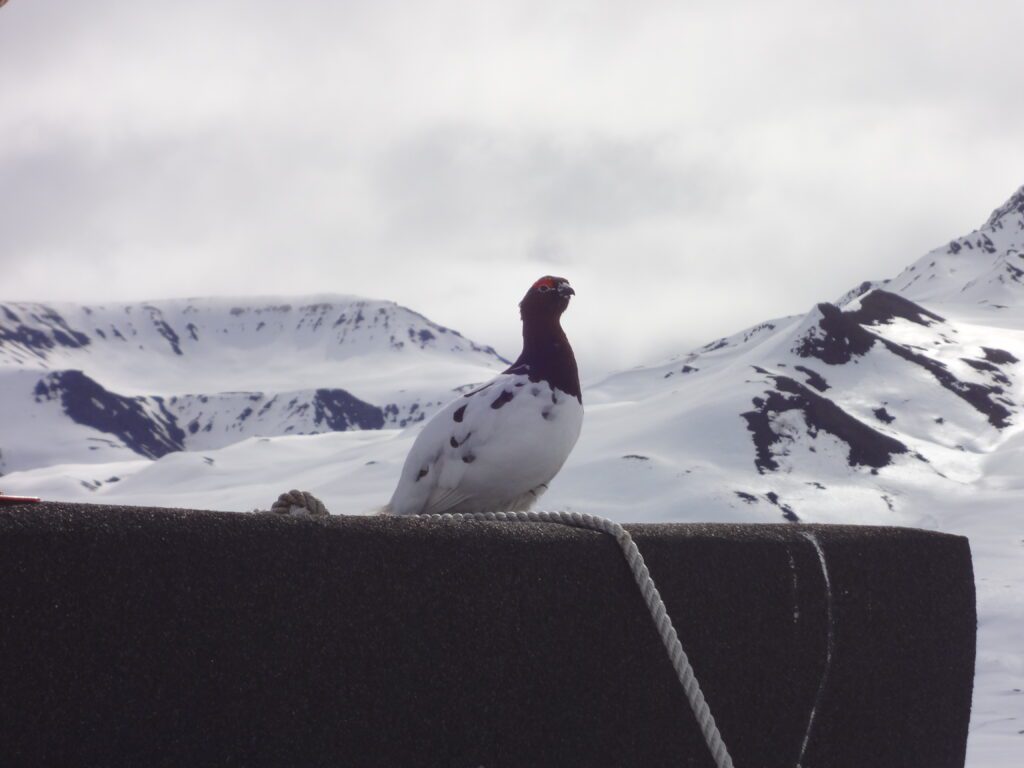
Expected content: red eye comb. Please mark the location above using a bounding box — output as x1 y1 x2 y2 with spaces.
531 276 558 290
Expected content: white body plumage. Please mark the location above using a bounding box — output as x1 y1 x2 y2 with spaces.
385 372 583 516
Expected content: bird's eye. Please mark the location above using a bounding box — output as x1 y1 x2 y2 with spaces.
537 285 552 293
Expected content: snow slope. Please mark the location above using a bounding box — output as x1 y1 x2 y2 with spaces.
4 185 1024 766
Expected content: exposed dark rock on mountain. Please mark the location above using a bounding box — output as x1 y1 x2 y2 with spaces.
986 184 1024 228
764 491 800 521
27 371 390 461
837 280 878 305
143 306 183 355
0 305 91 359
982 347 1019 365
793 290 1013 428
881 339 1013 428
793 365 828 391
742 373 909 474
848 290 944 326
312 389 384 431
873 407 895 424
33 371 185 459
794 303 876 365
794 291 943 366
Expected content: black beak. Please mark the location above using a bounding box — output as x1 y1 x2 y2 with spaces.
558 284 575 297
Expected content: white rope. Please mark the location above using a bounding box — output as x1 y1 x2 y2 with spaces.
269 496 735 768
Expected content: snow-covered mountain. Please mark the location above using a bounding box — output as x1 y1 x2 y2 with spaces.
0 297 507 473
3 185 1024 767
579 285 1021 525
556 184 1024 523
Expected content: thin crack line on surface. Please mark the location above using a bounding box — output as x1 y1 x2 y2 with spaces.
787 548 800 623
797 531 835 768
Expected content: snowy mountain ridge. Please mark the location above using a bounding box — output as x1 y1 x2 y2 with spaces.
0 295 505 392
834 183 1024 307
0 295 507 473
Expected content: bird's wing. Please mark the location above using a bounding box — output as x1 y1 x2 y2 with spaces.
386 374 522 515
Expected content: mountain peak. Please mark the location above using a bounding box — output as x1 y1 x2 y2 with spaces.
985 183 1024 230
871 184 1024 305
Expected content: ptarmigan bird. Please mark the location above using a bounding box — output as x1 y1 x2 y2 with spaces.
384 276 583 516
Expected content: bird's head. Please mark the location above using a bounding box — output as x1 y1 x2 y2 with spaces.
520 276 575 320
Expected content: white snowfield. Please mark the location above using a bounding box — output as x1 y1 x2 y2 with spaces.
3 186 1024 766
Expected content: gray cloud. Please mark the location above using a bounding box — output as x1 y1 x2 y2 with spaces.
372 127 722 238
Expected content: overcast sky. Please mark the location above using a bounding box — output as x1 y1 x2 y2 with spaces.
2 0 1023 378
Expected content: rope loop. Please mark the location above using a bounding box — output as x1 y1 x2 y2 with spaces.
270 489 328 517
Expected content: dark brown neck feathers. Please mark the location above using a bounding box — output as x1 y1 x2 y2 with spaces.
505 313 581 402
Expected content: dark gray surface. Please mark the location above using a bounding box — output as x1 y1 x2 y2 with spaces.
0 503 975 767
